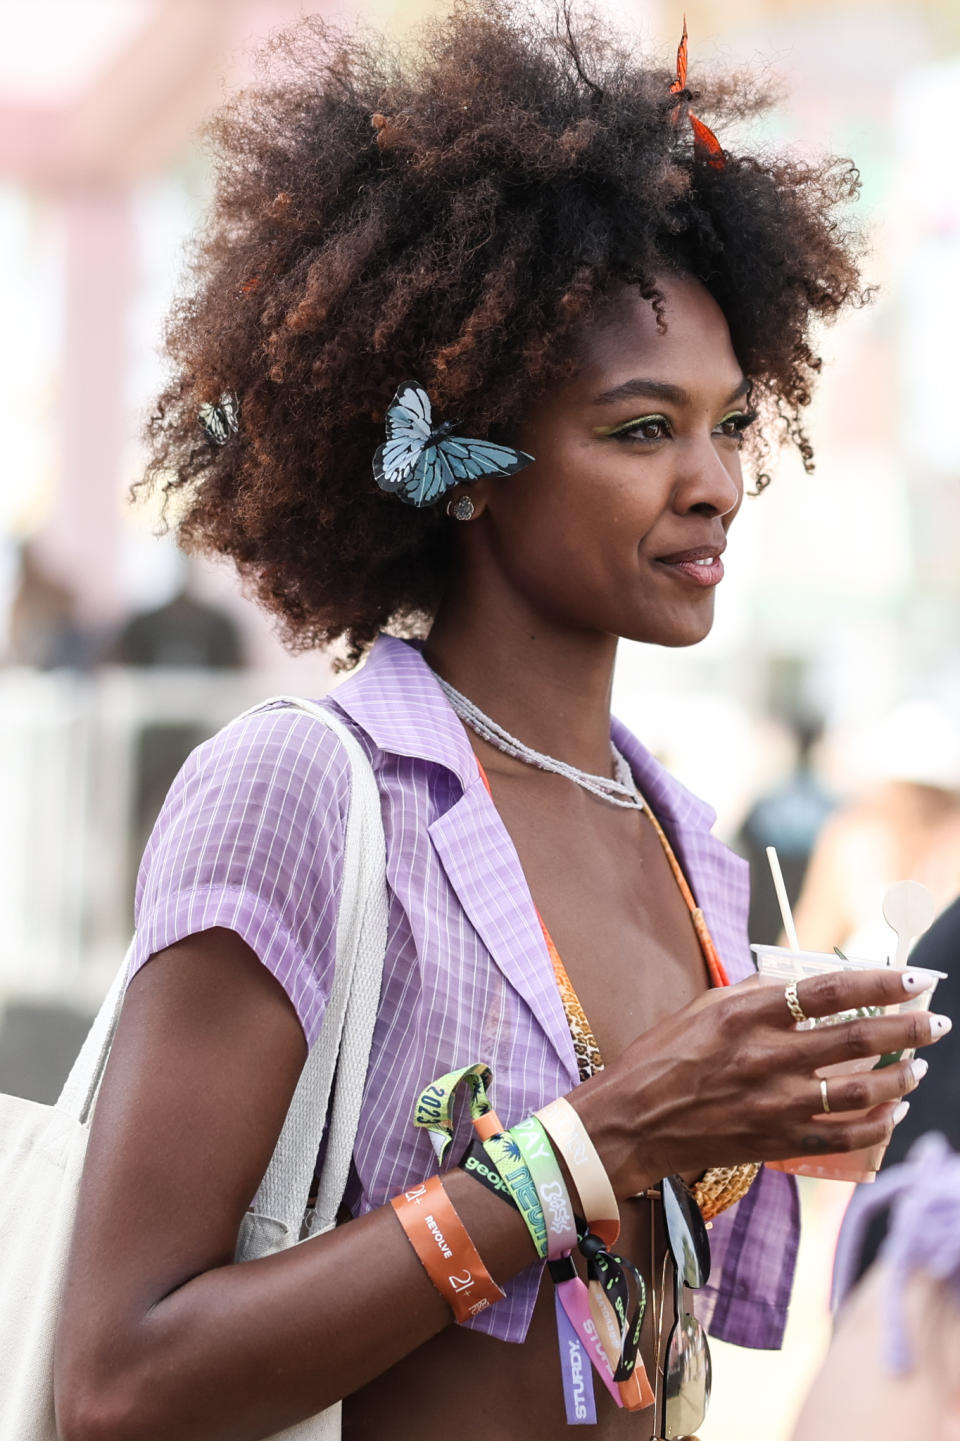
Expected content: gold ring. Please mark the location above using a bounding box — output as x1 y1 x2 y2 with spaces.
820 1078 831 1114
784 981 808 1024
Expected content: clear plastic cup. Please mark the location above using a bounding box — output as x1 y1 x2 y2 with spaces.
752 944 944 1183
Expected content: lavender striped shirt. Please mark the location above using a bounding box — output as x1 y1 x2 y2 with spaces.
129 633 800 1349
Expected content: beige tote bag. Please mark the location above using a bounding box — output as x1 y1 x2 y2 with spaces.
0 701 388 1441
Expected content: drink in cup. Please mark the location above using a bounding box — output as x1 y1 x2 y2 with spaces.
752 944 943 1183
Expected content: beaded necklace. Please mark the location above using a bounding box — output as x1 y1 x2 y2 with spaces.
434 673 645 811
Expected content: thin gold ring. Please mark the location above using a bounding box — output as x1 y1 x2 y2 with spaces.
820 1078 831 1114
784 981 808 1025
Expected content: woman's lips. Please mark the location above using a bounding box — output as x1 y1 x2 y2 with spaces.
653 550 725 587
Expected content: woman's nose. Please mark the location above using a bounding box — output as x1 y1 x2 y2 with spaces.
674 437 743 517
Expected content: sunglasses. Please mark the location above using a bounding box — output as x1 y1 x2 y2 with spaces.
656 1174 712 1440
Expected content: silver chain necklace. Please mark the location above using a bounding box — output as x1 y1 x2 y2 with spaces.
432 672 648 812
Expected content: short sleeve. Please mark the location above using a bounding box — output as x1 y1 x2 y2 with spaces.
128 704 353 1048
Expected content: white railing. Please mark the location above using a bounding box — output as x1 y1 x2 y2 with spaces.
0 666 329 1008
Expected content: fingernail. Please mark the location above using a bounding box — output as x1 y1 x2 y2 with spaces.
902 969 938 992
931 1015 953 1039
892 1101 910 1124
909 1058 929 1083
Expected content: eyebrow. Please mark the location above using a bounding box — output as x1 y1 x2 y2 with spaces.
591 376 750 409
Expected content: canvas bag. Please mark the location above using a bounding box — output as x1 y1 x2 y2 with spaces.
0 700 388 1441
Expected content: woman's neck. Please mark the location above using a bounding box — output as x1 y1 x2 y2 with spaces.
424 586 619 779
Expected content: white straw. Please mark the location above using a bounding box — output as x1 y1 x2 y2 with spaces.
766 845 801 952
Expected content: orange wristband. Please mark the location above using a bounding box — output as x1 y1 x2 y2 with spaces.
391 1174 507 1323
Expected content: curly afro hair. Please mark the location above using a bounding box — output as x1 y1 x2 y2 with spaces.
137 0 868 665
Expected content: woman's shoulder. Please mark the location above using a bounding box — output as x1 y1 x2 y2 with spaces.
179 688 358 795
198 696 356 772
132 698 364 1043
140 698 363 884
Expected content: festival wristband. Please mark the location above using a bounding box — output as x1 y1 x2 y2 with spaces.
390 1174 506 1323
508 1115 578 1256
415 1066 548 1258
579 1224 653 1410
480 1124 548 1258
536 1096 619 1246
414 1063 495 1164
554 1288 599 1425
460 1139 519 1208
509 1118 624 1422
548 1253 621 1412
416 1072 641 1420
460 1122 576 1264
462 1124 602 1423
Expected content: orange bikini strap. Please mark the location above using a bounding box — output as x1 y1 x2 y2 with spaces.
474 757 729 990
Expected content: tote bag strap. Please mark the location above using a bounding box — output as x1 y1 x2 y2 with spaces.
57 939 136 1124
57 697 389 1241
242 699 388 1235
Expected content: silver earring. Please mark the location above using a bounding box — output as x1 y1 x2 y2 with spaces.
446 494 476 521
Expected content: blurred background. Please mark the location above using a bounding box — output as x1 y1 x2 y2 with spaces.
1 0 958 1435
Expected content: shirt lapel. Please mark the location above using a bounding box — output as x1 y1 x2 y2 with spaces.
612 719 754 985
428 779 578 1082
330 636 579 1079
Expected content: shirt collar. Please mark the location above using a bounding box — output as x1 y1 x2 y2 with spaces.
329 633 480 789
332 633 718 838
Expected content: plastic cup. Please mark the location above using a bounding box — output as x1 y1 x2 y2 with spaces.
752 944 943 1183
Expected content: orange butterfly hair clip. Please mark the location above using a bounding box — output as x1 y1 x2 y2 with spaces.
669 16 725 171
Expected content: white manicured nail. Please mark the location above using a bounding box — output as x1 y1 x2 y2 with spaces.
892 1101 910 1124
931 1015 953 1039
909 1058 929 1083
902 969 938 992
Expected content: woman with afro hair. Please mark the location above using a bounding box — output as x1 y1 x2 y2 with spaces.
54 4 943 1438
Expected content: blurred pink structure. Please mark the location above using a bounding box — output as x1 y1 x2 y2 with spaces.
0 0 317 628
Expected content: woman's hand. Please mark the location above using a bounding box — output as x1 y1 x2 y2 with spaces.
567 967 950 1198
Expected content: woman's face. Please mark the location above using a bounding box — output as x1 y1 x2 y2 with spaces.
471 272 750 648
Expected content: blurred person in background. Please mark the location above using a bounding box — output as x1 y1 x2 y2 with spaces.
6 541 93 670
792 699 960 959
883 894 960 1161
737 709 836 946
110 571 244 670
791 700 960 1185
855 896 960 1289
791 1133 960 1441
50 7 944 1440
106 556 247 895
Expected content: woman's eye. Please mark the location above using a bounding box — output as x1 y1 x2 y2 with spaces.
614 415 671 443
602 410 757 445
714 411 757 443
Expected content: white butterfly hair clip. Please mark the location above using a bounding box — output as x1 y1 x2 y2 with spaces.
198 391 240 445
372 381 534 508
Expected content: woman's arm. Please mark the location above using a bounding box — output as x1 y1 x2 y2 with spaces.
54 929 536 1441
55 931 940 1441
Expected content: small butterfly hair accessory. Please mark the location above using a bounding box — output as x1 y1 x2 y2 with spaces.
373 381 534 509
669 17 725 171
197 392 240 445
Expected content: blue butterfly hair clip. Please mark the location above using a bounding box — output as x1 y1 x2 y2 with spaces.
373 381 534 508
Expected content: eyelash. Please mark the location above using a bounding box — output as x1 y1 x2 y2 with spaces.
608 411 758 445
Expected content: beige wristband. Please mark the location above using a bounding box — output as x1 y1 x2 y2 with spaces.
535 1095 619 1246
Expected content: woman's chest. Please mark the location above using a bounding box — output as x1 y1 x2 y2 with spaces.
481 770 711 1065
